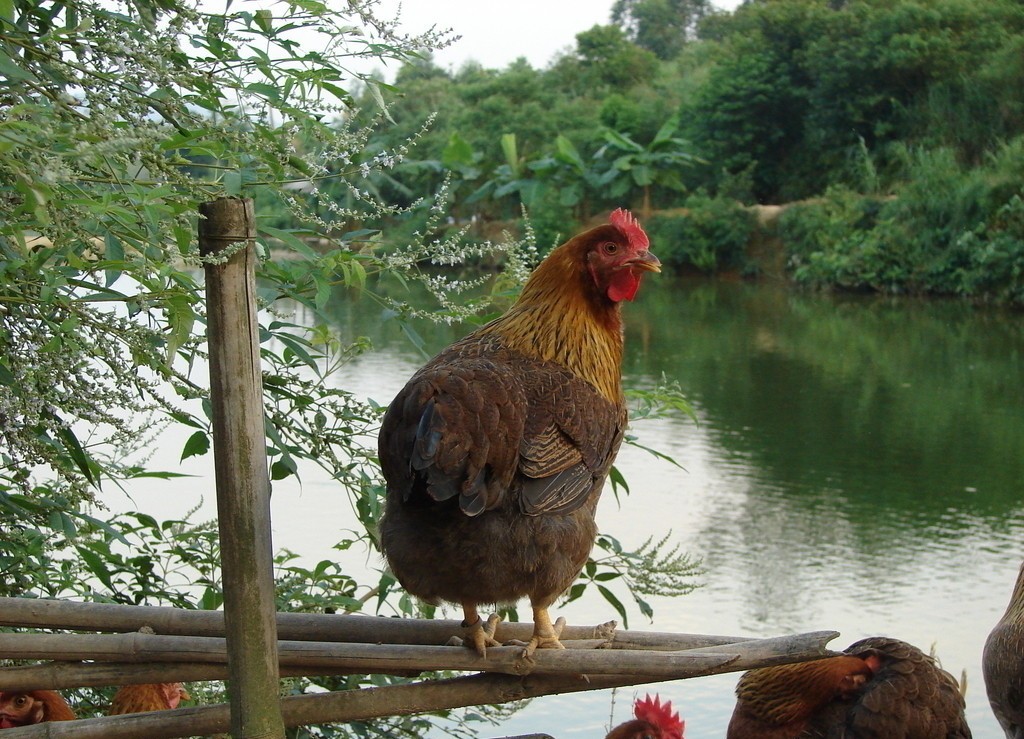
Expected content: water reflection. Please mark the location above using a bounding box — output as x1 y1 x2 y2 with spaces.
461 278 1019 738
130 276 1021 737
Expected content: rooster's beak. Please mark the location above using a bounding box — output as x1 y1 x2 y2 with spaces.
629 251 661 273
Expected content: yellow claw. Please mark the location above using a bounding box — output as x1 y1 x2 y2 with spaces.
462 611 501 657
524 613 566 657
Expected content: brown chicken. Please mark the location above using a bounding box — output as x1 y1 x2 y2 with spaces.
606 693 685 739
0 690 76 727
984 560 1024 738
727 637 971 738
109 682 190 715
378 208 659 656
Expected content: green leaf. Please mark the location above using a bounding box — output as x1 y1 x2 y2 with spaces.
77 546 116 591
275 330 321 370
103 232 125 287
200 586 223 610
624 438 682 467
15 173 51 225
608 465 629 498
493 181 521 199
465 181 495 204
223 170 242 196
313 272 332 311
0 49 34 81
53 421 98 486
652 116 680 146
565 583 586 602
164 293 195 362
559 183 582 207
339 228 380 243
500 133 519 175
259 226 319 259
245 82 281 101
603 128 643 153
319 81 353 106
72 511 131 545
367 83 394 123
631 164 653 187
125 470 192 480
398 319 426 356
0 0 14 26
181 431 210 461
271 457 297 480
554 135 585 170
597 584 629 629
49 510 78 538
132 512 160 531
170 410 206 430
442 133 475 169
254 7 272 32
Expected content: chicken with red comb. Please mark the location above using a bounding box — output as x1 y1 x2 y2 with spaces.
606 693 685 739
379 208 659 656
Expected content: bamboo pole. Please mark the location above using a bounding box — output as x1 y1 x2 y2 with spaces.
0 673 603 738
0 596 756 649
0 641 837 739
0 661 353 691
200 196 285 739
0 630 838 683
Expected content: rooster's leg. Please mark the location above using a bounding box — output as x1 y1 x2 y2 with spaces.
459 603 500 657
523 604 566 655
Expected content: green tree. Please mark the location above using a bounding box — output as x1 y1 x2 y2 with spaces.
529 134 617 221
684 0 1024 201
572 24 660 87
597 117 701 215
612 0 714 58
682 1 824 201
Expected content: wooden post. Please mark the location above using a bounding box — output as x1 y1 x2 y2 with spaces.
199 197 286 739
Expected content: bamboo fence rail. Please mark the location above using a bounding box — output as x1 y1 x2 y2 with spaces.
0 594 843 738
0 671 728 738
0 629 839 684
0 596 747 648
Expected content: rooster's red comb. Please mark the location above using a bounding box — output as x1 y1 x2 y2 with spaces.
610 208 649 250
634 693 684 739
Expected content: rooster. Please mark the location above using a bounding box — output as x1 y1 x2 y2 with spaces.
984 560 1024 738
109 682 190 715
0 690 76 727
727 637 971 738
606 693 685 739
378 208 659 656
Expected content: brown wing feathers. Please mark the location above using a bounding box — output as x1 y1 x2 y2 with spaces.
383 342 621 519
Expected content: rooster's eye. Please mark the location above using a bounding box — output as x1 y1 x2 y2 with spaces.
13 696 27 707
602 242 618 254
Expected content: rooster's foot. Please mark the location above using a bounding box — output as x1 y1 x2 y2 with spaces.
458 613 501 657
510 616 566 656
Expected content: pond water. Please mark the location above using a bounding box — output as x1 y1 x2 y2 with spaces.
128 276 1024 738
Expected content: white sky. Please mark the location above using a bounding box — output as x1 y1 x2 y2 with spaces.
378 0 741 73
